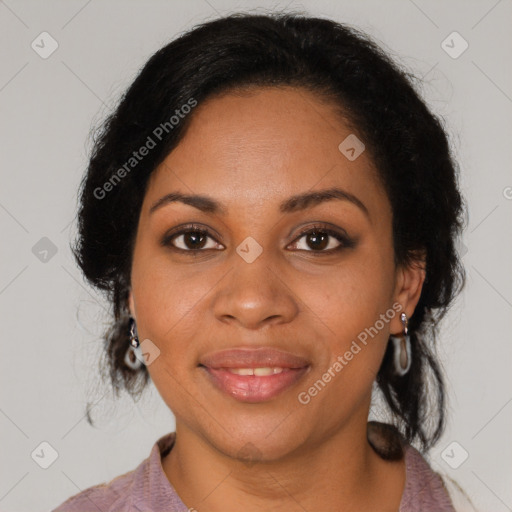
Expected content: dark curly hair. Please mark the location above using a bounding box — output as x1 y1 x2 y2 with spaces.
71 12 466 451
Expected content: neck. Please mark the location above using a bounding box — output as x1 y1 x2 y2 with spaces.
162 416 405 511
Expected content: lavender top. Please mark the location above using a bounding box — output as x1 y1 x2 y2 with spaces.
53 428 457 512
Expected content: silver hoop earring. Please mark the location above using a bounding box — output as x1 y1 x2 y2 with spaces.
124 345 143 370
129 317 140 348
390 312 411 376
125 317 142 370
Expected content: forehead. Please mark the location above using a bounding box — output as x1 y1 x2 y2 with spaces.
144 86 387 219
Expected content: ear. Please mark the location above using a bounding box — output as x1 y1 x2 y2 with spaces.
128 289 136 319
390 251 426 334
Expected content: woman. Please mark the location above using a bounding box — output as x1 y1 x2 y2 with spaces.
54 12 474 511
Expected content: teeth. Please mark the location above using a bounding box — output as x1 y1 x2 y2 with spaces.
255 367 283 376
227 367 285 376
229 368 254 376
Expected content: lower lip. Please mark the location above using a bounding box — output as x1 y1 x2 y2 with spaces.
201 366 309 403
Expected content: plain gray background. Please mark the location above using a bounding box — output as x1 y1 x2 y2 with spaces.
1 0 511 510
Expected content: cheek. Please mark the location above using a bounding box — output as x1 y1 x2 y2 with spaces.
294 251 394 389
296 284 392 419
132 229 190 310
302 251 394 336
130 242 229 382
130 254 210 414
130 244 197 355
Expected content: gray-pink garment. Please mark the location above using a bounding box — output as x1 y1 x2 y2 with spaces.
52 431 456 512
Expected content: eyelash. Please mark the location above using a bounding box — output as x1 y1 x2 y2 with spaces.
161 223 355 255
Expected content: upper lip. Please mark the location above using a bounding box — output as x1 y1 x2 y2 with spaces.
199 347 310 369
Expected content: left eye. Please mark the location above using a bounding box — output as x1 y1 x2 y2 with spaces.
289 228 349 252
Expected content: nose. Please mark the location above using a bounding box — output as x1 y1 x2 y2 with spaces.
212 252 299 331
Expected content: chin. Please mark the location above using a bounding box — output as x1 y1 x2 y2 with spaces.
198 414 310 464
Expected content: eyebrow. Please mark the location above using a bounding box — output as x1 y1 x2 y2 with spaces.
149 187 369 218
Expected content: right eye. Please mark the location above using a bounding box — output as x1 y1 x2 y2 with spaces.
161 224 224 253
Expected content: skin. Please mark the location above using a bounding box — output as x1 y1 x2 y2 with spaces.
128 86 426 511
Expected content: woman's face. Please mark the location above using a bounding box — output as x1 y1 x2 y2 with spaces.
128 86 424 461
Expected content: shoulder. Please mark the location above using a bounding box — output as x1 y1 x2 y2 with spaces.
52 466 137 511
367 422 466 512
52 432 178 512
400 443 456 511
401 444 479 512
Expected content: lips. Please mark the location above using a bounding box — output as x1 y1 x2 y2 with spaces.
199 347 310 369
199 347 310 403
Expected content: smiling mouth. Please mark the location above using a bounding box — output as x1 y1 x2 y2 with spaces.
199 364 310 403
221 367 289 375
